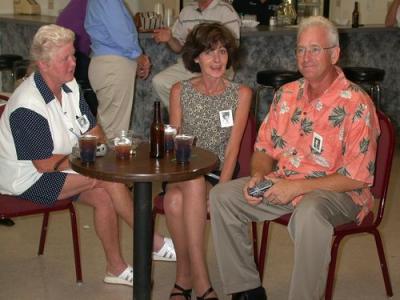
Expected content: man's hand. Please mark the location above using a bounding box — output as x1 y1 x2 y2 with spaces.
264 178 300 205
137 54 151 79
244 176 301 206
243 175 265 206
153 28 172 43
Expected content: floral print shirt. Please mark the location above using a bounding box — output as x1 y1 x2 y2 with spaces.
255 67 380 221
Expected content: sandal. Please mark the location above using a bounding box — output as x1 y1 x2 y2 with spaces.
153 237 176 262
103 265 133 287
197 286 218 300
170 283 192 300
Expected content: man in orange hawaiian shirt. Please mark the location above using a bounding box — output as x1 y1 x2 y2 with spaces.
210 16 380 300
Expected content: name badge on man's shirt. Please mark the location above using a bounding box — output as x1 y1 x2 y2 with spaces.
312 132 323 153
219 109 234 128
76 115 90 134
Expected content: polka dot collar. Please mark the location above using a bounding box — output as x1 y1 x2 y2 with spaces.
33 72 73 104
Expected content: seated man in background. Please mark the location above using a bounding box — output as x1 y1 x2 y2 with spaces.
152 0 240 110
210 16 379 300
385 0 400 27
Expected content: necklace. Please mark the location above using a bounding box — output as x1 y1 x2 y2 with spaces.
202 79 226 96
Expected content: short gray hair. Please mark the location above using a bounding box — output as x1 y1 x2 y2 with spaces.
30 24 75 62
297 16 339 47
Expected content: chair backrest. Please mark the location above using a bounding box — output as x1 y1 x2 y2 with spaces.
0 94 9 116
237 114 257 178
371 110 395 226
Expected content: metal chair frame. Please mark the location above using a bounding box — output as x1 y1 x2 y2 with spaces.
0 98 82 283
256 110 395 299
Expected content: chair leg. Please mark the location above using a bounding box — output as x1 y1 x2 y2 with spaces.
151 207 157 238
69 204 83 283
38 212 49 255
325 234 345 300
258 221 271 281
372 229 393 296
251 222 258 267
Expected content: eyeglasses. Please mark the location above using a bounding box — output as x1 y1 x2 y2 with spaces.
295 45 336 57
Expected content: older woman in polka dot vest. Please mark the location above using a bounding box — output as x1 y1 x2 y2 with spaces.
0 24 175 287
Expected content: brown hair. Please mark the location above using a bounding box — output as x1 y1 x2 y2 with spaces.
182 22 238 73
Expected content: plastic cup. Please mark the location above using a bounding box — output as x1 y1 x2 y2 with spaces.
164 125 177 154
164 8 175 27
114 130 132 160
154 3 164 17
127 130 143 156
79 135 97 165
174 134 194 164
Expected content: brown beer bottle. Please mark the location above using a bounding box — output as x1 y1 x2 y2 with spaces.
352 1 359 28
150 101 164 158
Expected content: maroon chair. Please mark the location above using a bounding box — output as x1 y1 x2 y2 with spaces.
152 114 260 260
0 101 82 283
257 110 395 299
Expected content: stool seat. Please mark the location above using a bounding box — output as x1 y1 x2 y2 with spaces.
343 67 385 83
0 54 23 69
256 70 302 89
13 59 31 80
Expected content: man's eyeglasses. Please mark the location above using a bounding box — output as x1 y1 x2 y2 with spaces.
295 45 336 57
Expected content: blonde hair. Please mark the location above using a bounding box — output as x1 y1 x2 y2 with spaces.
298 16 339 47
30 24 75 62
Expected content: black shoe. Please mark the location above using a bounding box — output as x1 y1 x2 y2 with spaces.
170 283 192 300
0 218 15 226
231 286 267 300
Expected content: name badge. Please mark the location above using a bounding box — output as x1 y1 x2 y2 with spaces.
312 132 323 153
75 115 90 134
219 109 234 128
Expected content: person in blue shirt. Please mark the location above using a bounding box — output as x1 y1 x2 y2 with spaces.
85 0 176 263
85 0 150 140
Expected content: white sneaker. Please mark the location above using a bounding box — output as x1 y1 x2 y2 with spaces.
152 237 176 262
104 265 133 287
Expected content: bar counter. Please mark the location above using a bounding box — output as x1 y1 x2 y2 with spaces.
0 14 399 135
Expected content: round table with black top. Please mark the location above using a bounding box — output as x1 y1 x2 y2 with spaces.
70 143 218 300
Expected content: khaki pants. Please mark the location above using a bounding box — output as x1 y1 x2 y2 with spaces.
152 58 235 110
88 55 137 139
210 177 361 300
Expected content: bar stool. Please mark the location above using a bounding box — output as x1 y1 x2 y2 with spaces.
0 54 23 93
255 69 302 126
342 67 385 109
13 59 31 80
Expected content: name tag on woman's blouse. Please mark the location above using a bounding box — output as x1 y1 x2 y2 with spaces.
219 109 234 128
76 114 90 134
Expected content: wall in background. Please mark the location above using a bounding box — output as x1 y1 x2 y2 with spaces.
0 0 165 17
329 0 390 25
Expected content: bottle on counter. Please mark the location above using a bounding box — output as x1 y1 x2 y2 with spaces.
352 1 359 28
150 101 165 158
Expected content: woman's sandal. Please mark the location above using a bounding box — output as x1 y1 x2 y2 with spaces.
170 283 192 300
197 286 218 300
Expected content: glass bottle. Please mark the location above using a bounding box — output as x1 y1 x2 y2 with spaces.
150 101 164 158
352 1 359 28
